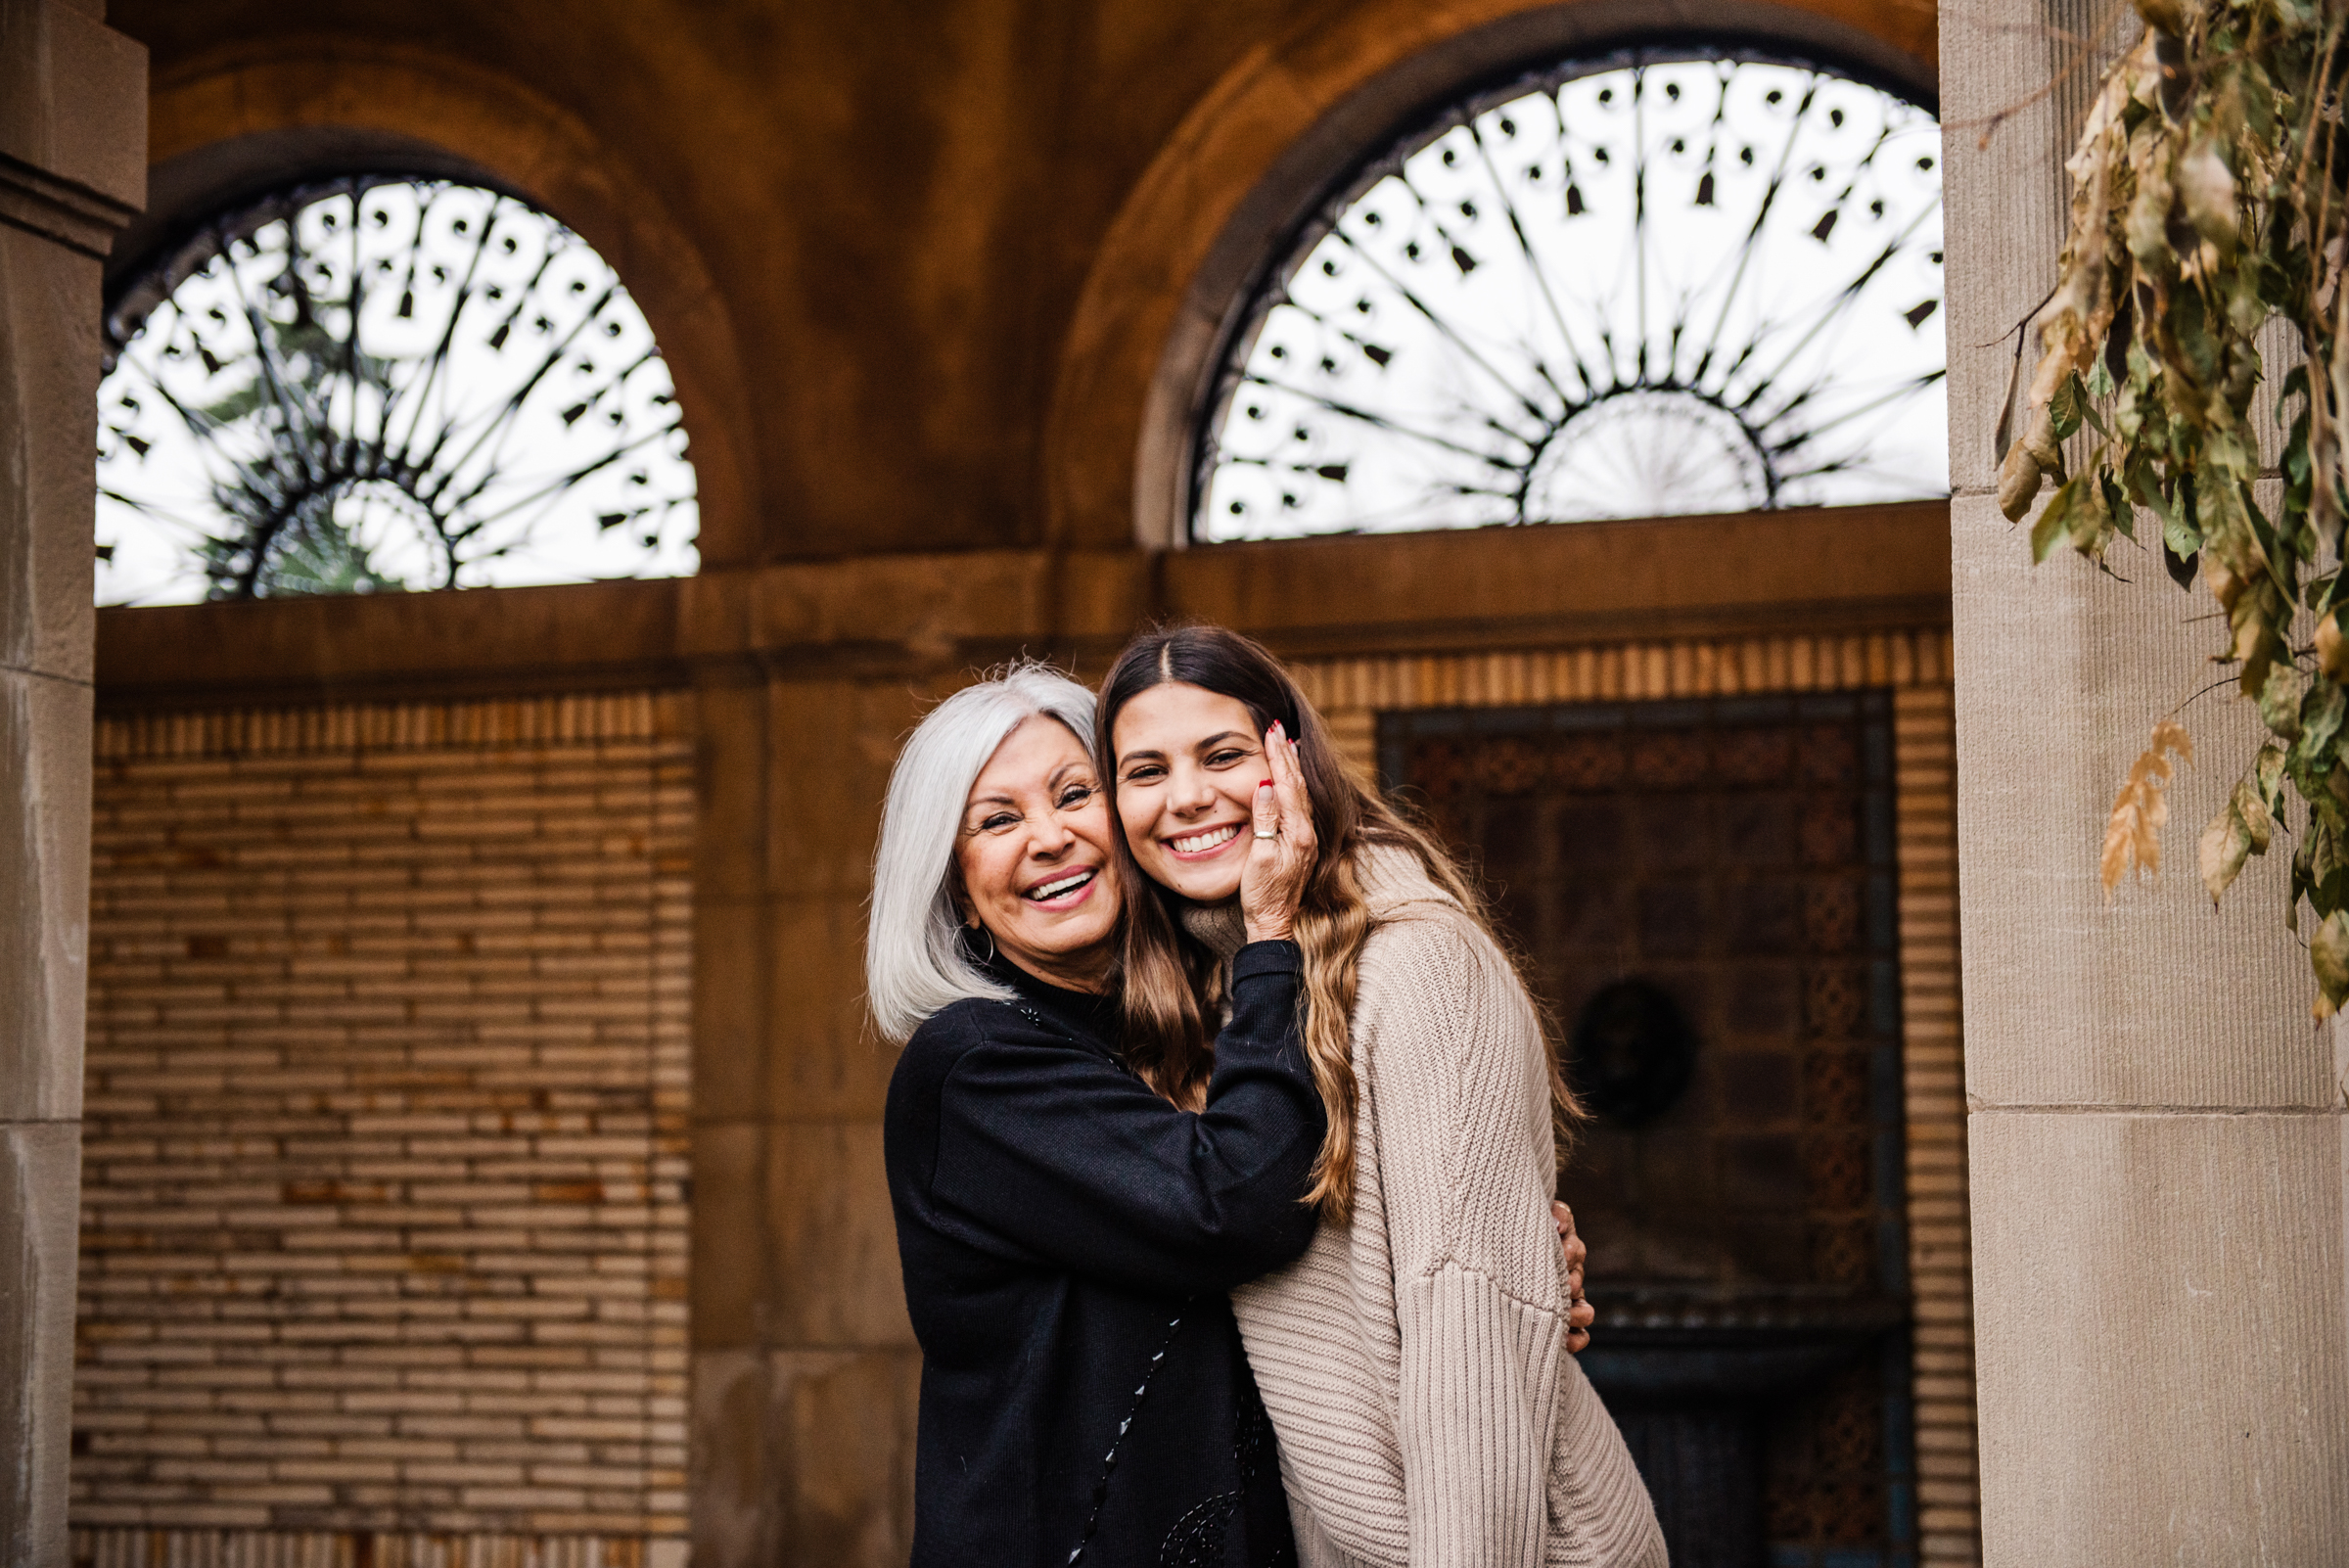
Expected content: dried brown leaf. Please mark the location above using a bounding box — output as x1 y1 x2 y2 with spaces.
2319 614 2348 682
1999 442 2046 522
2027 44 2140 410
2102 780 2148 894
2102 718 2193 899
2149 717 2193 768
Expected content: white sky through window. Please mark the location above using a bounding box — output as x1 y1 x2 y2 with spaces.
1196 55 1947 541
96 179 699 605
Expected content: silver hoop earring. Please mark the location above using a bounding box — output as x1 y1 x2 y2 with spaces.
977 926 996 964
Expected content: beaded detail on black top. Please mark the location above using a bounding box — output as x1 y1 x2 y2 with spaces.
1065 1311 1189 1565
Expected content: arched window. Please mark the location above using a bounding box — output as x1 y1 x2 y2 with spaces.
96 176 698 603
1192 49 1944 542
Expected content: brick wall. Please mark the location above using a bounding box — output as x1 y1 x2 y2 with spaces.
69 693 693 1568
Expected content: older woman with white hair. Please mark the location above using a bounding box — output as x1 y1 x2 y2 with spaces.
872 661 1323 1568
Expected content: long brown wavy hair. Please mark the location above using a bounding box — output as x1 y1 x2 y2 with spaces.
1095 624 1581 1222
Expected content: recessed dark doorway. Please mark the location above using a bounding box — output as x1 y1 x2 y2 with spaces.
1385 692 1915 1568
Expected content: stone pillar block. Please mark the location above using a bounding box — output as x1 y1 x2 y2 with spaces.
1946 1 2349 1559
0 1122 82 1558
0 2 143 1561
0 671 90 1124
1969 1112 2349 1560
692 671 937 1564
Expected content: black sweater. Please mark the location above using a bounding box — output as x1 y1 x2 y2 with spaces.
884 939 1325 1568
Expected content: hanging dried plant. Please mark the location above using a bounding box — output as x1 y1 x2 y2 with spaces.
2102 718 2195 896
2004 0 2349 1012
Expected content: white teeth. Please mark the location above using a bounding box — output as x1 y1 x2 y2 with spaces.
1027 870 1094 900
1172 824 1241 854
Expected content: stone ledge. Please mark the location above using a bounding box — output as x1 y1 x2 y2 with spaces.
97 502 1953 705
0 152 138 257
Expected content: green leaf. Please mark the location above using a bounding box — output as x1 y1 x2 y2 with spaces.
2313 911 2349 1012
2176 290 2221 387
2239 482 2297 597
2161 466 2202 586
2261 666 2305 739
2234 775 2275 853
2050 373 2089 443
2070 469 2115 555
2199 798 2255 903
2315 810 2349 918
2292 679 2348 769
2293 811 2318 915
2100 471 2135 540
2236 60 2278 145
2163 533 2200 588
2225 262 2267 339
2206 430 2257 486
2257 742 2289 816
2282 405 2315 552
2087 353 2116 403
2032 480 2076 563
2127 451 2176 526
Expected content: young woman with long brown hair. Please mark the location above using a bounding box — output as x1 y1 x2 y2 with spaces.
1099 625 1665 1568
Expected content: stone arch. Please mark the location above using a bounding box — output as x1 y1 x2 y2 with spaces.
1041 0 1937 550
136 41 760 570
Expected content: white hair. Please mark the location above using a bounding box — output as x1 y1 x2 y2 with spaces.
866 661 1100 1042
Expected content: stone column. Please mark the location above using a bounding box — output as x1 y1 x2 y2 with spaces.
1945 3 2349 1561
688 668 923 1568
0 2 143 1560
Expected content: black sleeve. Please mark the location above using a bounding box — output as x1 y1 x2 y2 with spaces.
927 941 1326 1295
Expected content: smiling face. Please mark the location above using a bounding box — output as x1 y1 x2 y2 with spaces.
952 714 1123 992
1112 681 1269 904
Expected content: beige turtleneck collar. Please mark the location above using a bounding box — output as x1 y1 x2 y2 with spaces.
1177 897 1250 959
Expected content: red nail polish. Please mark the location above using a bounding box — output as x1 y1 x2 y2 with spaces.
1258 779 1273 788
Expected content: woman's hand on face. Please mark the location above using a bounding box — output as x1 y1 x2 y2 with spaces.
1239 722 1316 944
1554 1200 1593 1354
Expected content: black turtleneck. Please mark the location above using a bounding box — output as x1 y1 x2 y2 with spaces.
884 936 1322 1568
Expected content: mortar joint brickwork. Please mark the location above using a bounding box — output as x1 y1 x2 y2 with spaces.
73 692 695 1560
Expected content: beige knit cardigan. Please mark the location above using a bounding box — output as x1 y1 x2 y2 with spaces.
1189 847 1665 1568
